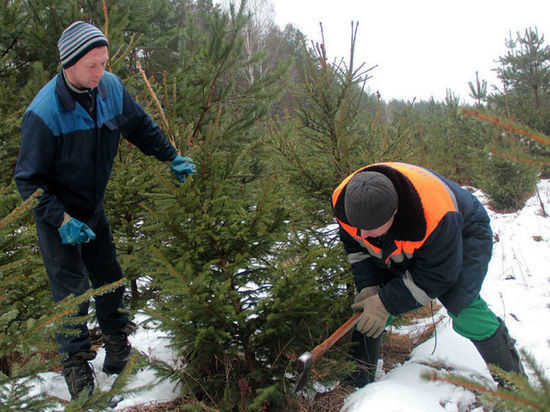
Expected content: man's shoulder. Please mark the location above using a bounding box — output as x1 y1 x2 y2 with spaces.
101 70 120 84
99 71 124 94
26 75 60 116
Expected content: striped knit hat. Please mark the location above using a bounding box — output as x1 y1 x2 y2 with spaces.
57 21 108 68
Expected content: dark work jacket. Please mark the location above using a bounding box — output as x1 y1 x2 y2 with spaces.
14 71 178 227
332 163 493 317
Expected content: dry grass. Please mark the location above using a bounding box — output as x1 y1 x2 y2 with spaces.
383 303 442 370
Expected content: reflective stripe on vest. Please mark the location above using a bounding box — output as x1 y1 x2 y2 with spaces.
332 162 458 265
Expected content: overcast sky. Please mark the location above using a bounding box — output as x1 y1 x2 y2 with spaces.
270 0 550 103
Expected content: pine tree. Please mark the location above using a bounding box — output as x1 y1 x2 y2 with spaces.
104 144 161 306
142 125 289 408
269 22 417 230
417 91 489 185
468 71 488 108
0 187 52 374
492 27 550 135
0 186 147 410
142 116 353 409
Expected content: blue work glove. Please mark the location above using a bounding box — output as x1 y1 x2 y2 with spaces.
170 155 196 182
58 218 96 245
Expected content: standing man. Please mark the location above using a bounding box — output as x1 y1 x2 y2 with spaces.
331 162 525 388
14 21 196 400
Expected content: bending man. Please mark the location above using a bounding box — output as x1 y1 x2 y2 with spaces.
331 162 524 388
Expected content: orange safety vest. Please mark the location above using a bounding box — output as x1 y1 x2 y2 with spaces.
332 162 458 265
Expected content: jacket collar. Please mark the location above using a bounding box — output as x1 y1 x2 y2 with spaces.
370 165 426 241
55 71 109 112
334 165 427 242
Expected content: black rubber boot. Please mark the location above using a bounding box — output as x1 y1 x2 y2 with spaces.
343 329 383 388
471 318 525 388
62 351 96 400
102 321 136 374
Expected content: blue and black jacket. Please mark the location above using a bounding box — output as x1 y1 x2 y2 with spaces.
15 71 178 227
332 162 493 317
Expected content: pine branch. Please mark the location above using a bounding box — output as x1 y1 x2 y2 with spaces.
0 258 30 283
24 279 126 338
111 33 142 70
139 202 188 241
136 61 174 147
150 247 220 322
424 350 550 412
463 110 550 146
150 166 178 196
246 176 273 235
489 148 550 166
102 0 109 40
141 307 207 342
0 188 40 231
424 371 543 410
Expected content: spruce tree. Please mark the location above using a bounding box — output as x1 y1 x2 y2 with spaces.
142 120 352 409
0 190 75 410
104 144 161 306
134 2 352 409
462 110 547 210
143 127 289 408
0 187 52 372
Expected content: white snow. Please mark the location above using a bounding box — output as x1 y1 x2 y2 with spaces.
31 180 550 411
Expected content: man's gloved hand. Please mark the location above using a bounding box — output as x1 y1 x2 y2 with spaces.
170 155 196 182
351 294 389 338
58 217 96 245
354 285 380 304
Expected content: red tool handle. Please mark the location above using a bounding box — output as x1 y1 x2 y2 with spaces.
311 312 360 362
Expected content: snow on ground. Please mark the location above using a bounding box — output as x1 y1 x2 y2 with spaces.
29 315 181 410
32 180 550 411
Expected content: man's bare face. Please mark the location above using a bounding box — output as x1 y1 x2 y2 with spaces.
64 46 108 90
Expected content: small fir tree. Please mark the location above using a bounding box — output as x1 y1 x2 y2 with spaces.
142 114 351 409
463 110 547 211
419 91 489 185
133 4 353 408
424 350 550 412
104 126 162 306
0 187 145 409
0 186 53 372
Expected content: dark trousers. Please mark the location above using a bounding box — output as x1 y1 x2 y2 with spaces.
35 211 128 357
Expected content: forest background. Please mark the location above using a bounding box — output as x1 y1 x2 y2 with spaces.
1 0 549 410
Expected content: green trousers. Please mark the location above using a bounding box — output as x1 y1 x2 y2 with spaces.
448 295 501 340
384 295 499 341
